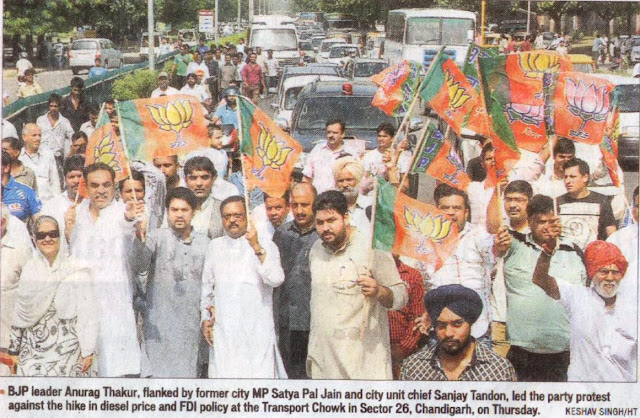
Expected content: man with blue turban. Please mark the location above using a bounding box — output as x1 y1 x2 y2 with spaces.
400 284 517 381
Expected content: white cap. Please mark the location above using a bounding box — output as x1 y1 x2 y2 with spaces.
633 63 640 78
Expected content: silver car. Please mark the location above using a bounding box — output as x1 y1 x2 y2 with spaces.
69 38 123 75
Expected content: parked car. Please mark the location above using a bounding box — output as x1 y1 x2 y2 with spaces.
275 64 344 99
592 74 639 169
272 74 347 127
69 38 123 74
326 44 361 65
629 36 640 63
568 54 596 73
344 58 388 81
316 38 347 62
286 80 396 154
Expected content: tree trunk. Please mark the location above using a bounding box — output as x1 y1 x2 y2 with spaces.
573 15 580 34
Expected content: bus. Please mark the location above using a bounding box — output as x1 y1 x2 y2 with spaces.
323 13 357 33
383 9 476 69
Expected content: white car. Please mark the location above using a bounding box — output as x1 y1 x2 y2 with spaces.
69 38 123 75
316 38 347 63
272 74 347 127
326 44 360 65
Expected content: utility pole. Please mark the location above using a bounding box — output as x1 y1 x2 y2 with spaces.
249 0 254 23
238 0 241 25
148 0 155 70
215 0 219 44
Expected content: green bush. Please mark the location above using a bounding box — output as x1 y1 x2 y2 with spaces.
112 69 158 100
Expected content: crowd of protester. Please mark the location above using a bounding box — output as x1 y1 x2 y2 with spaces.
0 37 637 382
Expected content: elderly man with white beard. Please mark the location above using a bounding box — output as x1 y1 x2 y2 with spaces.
332 156 371 233
532 239 636 382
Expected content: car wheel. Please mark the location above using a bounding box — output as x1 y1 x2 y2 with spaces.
72 67 79 75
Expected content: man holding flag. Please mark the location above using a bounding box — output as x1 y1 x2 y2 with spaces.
307 191 407 380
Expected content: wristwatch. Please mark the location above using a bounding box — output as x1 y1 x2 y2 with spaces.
254 247 265 257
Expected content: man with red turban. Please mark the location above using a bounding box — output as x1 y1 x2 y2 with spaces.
533 239 637 382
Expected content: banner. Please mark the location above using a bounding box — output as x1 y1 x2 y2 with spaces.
410 123 470 191
117 95 210 161
373 176 458 270
238 96 303 198
370 60 422 116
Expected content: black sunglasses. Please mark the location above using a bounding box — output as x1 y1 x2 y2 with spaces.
35 230 60 240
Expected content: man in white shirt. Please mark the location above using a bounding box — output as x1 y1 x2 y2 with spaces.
186 51 210 81
151 71 179 98
607 186 638 302
80 105 100 138
264 50 279 90
333 156 371 233
533 239 636 382
302 119 359 194
66 162 145 377
253 190 293 240
19 123 61 202
2 119 18 139
180 73 210 103
185 125 229 178
35 94 74 158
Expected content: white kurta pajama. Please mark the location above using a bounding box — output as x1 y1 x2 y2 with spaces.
201 234 286 378
69 199 141 377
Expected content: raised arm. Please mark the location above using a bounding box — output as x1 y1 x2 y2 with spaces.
532 252 560 300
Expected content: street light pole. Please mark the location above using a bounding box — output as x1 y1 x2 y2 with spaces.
215 0 219 44
237 0 241 25
148 0 155 71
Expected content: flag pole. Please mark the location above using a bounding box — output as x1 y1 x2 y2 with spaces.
547 134 558 216
114 100 138 205
399 122 440 193
235 96 251 214
391 47 446 151
361 175 380 340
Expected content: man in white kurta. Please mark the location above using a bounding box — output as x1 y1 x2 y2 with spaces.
67 163 143 377
200 196 286 378
308 191 408 380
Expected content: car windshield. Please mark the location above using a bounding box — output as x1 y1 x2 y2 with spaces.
321 41 344 52
406 17 474 45
250 29 297 50
633 38 640 46
299 41 313 50
284 87 304 110
354 62 388 77
329 46 359 58
311 38 324 48
617 84 640 112
72 41 98 50
296 96 395 130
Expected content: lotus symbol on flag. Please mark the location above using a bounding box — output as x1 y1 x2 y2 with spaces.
565 78 610 139
519 53 560 78
404 207 453 254
505 103 544 126
147 99 193 148
253 123 293 179
93 132 121 173
445 70 471 110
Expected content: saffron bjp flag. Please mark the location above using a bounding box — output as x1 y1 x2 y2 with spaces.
550 72 615 145
420 51 489 137
410 123 470 190
600 106 621 187
85 120 130 183
479 52 572 152
371 60 422 116
373 176 459 270
238 96 303 198
116 95 210 160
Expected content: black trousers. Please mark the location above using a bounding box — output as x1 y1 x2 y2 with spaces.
278 328 309 379
507 345 570 382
